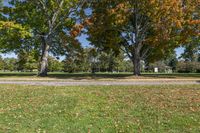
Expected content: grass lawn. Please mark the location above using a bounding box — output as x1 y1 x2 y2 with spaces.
0 85 200 132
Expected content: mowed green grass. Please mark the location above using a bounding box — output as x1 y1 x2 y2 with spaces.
0 85 200 132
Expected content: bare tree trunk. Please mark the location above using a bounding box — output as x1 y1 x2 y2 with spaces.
133 49 141 76
38 38 49 77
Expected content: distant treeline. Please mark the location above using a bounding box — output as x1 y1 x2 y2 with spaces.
1 48 200 73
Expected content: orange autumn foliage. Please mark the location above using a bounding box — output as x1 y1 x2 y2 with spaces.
70 18 93 37
70 24 83 37
87 0 199 58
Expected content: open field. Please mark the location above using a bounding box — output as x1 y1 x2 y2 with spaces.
0 84 200 132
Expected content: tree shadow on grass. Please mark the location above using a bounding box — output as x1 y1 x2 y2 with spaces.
0 72 37 77
0 72 134 80
0 72 199 80
47 73 134 80
47 73 200 80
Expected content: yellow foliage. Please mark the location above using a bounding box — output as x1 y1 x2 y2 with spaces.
0 21 31 38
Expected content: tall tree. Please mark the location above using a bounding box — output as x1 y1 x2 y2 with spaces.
180 41 199 62
87 0 199 76
62 47 86 73
48 56 63 72
16 49 38 72
4 0 86 76
17 50 29 71
3 57 18 71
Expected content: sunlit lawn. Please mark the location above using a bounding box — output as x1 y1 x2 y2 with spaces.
0 85 200 132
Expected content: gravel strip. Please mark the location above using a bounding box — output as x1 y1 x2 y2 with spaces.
0 80 199 86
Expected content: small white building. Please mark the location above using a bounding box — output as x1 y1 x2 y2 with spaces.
154 67 158 73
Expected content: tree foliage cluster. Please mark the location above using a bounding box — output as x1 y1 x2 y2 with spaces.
177 61 200 73
1 48 200 73
0 48 134 73
62 48 133 73
87 0 199 75
0 0 199 76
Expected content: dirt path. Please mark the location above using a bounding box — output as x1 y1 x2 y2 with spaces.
0 80 199 86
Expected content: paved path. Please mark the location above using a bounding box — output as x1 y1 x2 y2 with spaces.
0 80 199 86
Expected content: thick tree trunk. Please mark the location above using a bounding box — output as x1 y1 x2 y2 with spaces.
38 38 49 77
133 57 141 76
133 49 141 76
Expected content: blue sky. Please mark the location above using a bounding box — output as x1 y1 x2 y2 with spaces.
1 0 184 59
3 0 9 6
